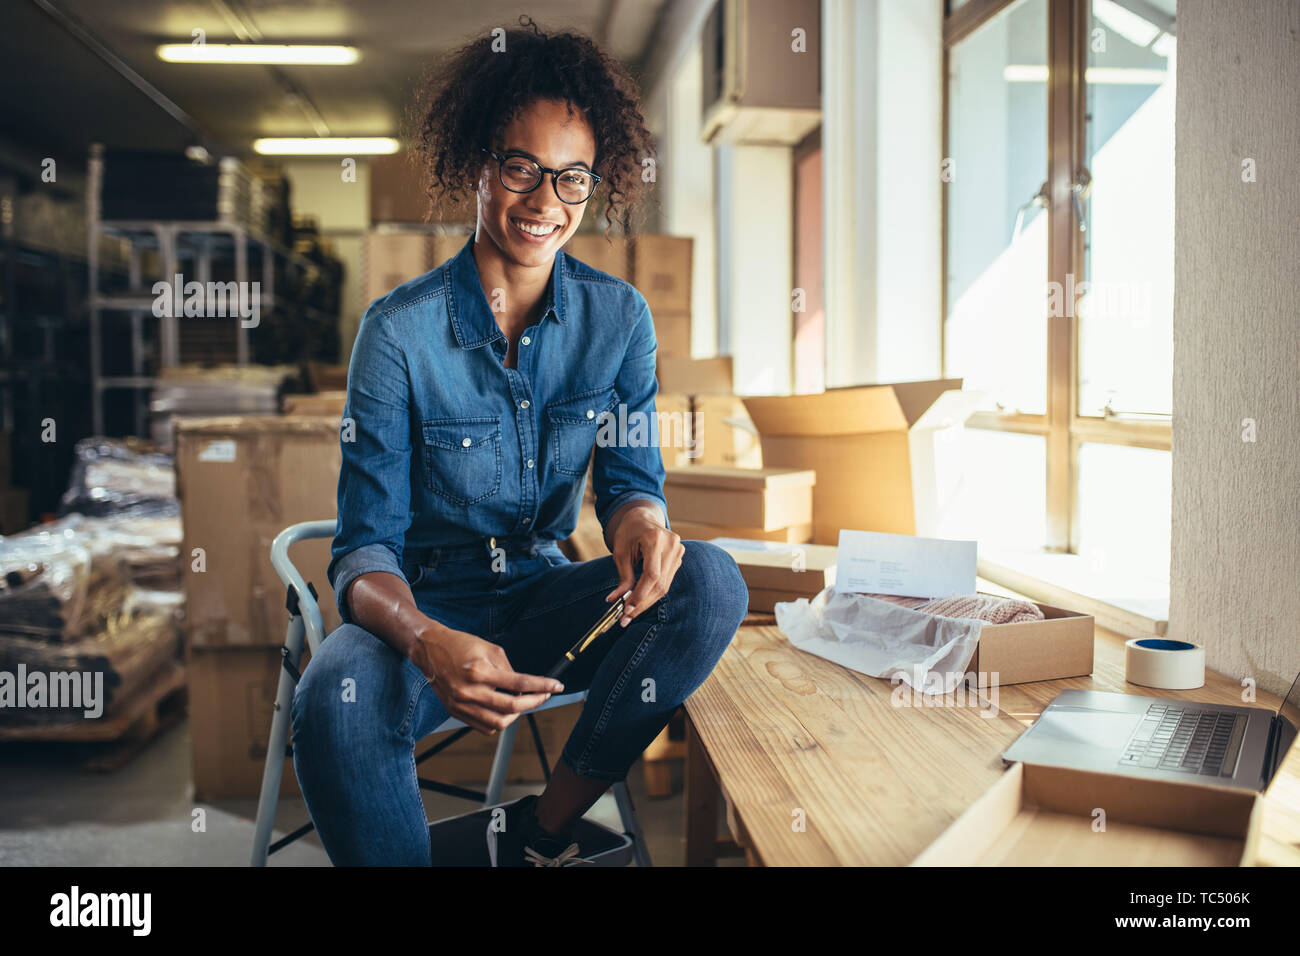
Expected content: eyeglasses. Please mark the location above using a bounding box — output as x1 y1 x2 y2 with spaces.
482 148 602 204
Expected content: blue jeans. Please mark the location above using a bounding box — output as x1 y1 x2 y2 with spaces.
290 537 748 865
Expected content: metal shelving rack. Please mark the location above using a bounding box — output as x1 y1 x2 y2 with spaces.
86 144 332 435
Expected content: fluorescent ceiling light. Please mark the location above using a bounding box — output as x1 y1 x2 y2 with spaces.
1004 65 1169 85
253 137 399 155
158 44 359 64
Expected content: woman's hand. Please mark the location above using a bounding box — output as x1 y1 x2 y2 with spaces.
603 502 684 627
409 625 563 735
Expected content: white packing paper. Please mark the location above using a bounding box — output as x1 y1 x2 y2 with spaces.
774 586 984 693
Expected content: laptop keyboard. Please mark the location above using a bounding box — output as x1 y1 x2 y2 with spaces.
1117 703 1245 776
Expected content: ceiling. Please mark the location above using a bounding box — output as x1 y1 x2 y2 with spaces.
0 0 671 166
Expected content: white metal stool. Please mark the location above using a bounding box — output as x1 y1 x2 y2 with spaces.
249 519 652 867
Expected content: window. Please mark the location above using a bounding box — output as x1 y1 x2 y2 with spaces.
943 0 1174 578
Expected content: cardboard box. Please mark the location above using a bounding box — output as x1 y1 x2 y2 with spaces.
563 233 632 281
633 234 692 315
188 645 584 800
656 356 732 395
710 540 837 612
963 595 1095 686
743 380 976 544
362 231 466 306
912 761 1261 866
664 466 814 531
369 153 474 224
188 645 308 800
693 395 762 468
655 391 696 468
670 519 813 543
653 311 691 359
176 416 343 648
283 392 347 416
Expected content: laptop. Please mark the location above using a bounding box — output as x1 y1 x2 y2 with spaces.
1002 668 1300 792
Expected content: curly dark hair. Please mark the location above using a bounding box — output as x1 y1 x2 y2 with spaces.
406 15 658 235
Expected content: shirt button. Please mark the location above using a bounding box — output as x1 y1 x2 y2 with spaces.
523 517 531 524
527 459 535 468
461 437 471 447
521 335 531 346
520 400 530 409
586 409 595 419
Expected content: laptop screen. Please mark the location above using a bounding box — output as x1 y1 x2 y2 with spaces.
1270 670 1300 780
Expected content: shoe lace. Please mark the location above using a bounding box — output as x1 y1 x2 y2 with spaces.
523 841 593 867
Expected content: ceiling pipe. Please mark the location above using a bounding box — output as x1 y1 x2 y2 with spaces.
28 0 207 146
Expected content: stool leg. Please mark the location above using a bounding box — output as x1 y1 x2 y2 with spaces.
483 720 519 806
251 614 305 866
612 779 653 867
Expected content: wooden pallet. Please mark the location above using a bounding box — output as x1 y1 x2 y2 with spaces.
0 660 188 772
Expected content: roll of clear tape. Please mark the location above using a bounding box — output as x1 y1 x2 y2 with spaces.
1124 638 1205 690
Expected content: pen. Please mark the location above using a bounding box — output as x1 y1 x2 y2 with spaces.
545 594 627 681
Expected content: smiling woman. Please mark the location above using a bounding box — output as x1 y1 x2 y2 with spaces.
407 15 656 237
287 15 749 868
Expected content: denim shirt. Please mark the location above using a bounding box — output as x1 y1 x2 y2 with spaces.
328 234 671 623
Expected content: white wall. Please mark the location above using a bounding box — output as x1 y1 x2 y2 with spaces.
823 0 943 389
1168 0 1300 697
716 143 794 394
663 41 719 358
280 158 369 364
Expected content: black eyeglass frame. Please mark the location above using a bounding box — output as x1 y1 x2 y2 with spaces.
481 148 603 204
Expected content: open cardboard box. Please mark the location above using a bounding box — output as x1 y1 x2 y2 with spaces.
962 592 1095 686
743 380 979 543
912 760 1262 866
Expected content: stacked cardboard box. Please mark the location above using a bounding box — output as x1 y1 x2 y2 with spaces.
632 235 692 358
176 415 341 799
656 356 762 470
369 153 476 225
563 233 633 282
654 391 696 469
361 231 467 307
708 540 838 613
562 233 693 360
664 466 815 544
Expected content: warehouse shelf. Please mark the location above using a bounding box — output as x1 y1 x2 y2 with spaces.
86 144 339 435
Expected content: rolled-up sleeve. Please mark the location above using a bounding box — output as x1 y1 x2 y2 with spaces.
593 293 671 535
328 305 412 623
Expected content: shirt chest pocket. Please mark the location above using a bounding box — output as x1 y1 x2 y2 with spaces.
546 386 620 476
422 416 502 506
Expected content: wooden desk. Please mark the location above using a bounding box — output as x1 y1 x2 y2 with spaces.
684 614 1300 866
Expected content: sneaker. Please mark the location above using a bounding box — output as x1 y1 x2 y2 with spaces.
485 794 593 867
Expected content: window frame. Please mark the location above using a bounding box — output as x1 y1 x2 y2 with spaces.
942 0 1172 556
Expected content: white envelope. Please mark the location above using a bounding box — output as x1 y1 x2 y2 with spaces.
836 529 976 599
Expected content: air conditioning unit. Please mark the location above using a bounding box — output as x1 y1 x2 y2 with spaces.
701 0 821 146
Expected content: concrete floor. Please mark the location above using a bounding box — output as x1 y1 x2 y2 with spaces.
0 716 720 866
